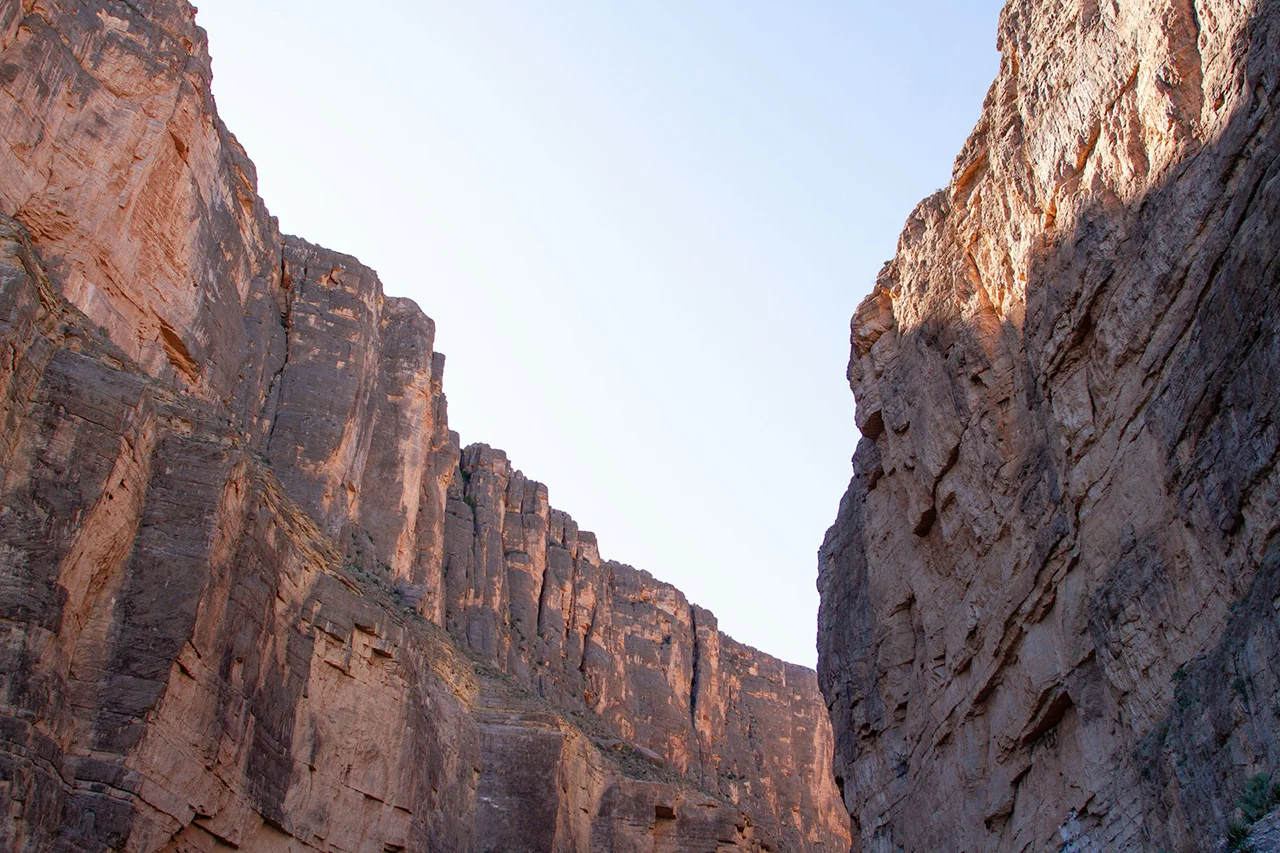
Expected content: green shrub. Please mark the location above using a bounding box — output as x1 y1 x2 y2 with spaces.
1226 818 1252 852
1238 773 1273 823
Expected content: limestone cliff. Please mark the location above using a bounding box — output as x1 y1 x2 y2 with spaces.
819 0 1280 850
0 2 849 851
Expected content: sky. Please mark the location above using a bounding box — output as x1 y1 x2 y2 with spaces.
197 1 1005 667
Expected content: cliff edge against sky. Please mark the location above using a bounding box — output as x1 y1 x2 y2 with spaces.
0 3 849 851
819 0 1280 849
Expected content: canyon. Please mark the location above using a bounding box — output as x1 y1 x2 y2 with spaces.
818 0 1280 850
0 2 848 851
4 0 1279 851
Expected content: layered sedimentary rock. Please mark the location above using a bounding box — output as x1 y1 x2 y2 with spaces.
819 0 1280 850
0 2 848 851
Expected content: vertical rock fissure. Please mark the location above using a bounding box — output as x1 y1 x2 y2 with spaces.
534 541 552 663
688 606 702 729
688 604 707 787
263 253 303 454
578 603 596 676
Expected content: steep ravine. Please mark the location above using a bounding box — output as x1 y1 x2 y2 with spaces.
819 0 1280 850
0 2 848 851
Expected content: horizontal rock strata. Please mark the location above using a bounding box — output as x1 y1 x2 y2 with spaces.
818 0 1280 850
0 2 848 852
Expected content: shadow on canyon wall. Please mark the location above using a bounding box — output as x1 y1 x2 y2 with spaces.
820 1 1280 849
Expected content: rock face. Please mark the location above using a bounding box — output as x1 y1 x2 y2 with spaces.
818 0 1280 850
0 2 848 852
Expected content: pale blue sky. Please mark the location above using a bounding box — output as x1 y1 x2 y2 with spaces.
198 1 1005 667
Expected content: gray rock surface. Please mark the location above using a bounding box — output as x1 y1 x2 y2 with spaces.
818 0 1280 850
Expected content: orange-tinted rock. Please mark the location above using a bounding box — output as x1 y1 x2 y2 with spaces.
0 3 848 851
819 0 1280 850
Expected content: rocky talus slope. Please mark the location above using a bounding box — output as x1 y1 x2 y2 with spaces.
0 3 849 851
818 0 1280 850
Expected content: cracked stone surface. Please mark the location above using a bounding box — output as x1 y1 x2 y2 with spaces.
818 0 1280 850
0 2 849 851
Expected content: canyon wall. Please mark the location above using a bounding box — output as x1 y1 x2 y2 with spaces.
0 2 848 851
818 0 1280 850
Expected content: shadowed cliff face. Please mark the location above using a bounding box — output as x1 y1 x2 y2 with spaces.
0 2 849 852
819 0 1280 850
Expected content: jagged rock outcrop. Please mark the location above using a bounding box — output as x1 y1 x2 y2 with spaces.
819 0 1280 850
0 2 849 851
